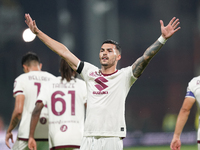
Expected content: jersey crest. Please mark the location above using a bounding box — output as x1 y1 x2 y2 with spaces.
60 125 68 132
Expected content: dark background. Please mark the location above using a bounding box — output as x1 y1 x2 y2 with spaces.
0 0 200 133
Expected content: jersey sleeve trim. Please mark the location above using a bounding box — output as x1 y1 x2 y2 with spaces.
13 91 23 96
76 61 84 74
36 100 43 105
185 91 195 99
13 90 23 95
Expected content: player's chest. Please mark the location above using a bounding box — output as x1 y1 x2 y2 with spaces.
87 75 125 94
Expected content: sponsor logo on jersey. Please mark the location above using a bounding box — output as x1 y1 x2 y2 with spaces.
93 77 108 95
60 125 68 132
89 72 98 77
40 117 47 124
89 71 101 77
197 80 200 85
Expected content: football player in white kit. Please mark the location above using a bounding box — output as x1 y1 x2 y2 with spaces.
25 13 181 150
28 58 87 150
170 77 200 150
5 52 56 150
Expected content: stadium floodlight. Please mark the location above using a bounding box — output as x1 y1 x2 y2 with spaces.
22 28 36 42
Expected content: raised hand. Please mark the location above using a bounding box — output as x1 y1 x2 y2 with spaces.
25 14 40 34
5 132 14 149
160 17 181 39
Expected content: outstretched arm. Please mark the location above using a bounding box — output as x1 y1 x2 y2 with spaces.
132 17 180 78
5 95 24 149
170 97 195 150
25 13 79 71
28 102 44 150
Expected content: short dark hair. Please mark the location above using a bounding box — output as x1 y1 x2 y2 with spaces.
21 52 40 67
59 58 77 82
102 39 121 54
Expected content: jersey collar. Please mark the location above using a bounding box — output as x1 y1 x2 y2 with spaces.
100 70 118 76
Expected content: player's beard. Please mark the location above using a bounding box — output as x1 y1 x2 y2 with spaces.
101 62 108 66
100 58 109 66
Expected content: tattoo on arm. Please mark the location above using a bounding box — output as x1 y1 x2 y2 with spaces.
11 117 20 129
132 41 163 78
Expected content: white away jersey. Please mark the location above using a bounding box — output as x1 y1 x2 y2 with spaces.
13 71 56 140
37 76 87 149
79 62 137 137
185 76 200 100
185 76 200 141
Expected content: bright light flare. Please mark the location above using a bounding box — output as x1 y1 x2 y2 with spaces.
22 28 36 42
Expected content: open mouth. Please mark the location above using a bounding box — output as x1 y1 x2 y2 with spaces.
102 57 108 60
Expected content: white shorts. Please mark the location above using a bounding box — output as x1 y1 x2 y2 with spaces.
11 139 29 150
80 136 123 150
11 138 48 150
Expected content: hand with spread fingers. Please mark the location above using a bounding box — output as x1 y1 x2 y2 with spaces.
160 17 181 39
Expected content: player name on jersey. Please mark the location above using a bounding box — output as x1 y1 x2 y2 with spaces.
28 75 51 81
53 83 75 88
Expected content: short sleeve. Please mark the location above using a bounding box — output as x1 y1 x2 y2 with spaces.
13 76 24 97
122 66 137 88
185 82 195 99
80 62 98 81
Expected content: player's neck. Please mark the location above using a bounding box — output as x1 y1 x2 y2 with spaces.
101 65 117 74
28 66 41 72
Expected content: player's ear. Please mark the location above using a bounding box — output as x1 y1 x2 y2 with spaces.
23 65 29 73
39 63 42 70
117 54 121 61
